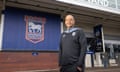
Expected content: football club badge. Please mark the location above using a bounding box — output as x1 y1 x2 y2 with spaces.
63 34 66 38
72 32 76 36
24 15 46 43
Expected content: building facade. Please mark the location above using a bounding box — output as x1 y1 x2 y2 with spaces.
0 0 120 72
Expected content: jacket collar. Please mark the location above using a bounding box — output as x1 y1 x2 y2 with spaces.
64 27 79 33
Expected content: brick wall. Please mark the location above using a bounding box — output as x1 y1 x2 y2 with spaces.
0 52 59 72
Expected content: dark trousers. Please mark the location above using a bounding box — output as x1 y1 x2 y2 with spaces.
60 64 84 72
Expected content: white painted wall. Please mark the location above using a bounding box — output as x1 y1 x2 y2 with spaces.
0 14 4 51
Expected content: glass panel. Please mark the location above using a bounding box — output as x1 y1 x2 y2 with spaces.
108 0 116 8
117 0 120 9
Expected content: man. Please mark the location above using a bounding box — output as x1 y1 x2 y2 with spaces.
59 14 87 72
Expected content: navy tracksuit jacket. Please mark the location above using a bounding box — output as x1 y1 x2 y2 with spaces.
59 27 87 72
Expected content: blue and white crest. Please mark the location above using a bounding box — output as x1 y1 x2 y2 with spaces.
72 32 76 36
28 21 42 33
25 15 46 44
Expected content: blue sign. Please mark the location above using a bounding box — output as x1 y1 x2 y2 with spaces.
32 52 39 56
94 24 103 52
2 6 61 51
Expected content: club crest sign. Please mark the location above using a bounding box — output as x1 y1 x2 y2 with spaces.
24 15 46 43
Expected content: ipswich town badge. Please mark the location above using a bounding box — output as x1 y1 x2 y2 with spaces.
24 15 46 44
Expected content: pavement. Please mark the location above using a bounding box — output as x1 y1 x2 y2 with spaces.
15 66 120 72
86 66 120 72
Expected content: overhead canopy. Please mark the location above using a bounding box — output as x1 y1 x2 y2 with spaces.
57 0 120 15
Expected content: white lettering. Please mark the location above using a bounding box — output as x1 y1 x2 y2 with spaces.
88 0 109 7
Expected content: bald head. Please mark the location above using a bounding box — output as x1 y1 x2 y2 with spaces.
65 15 75 29
65 15 74 19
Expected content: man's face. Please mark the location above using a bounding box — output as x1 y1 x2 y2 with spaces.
65 15 75 28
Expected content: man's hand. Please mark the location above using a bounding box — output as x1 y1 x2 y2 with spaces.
77 66 82 71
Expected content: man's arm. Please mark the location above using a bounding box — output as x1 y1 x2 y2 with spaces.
77 29 87 67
